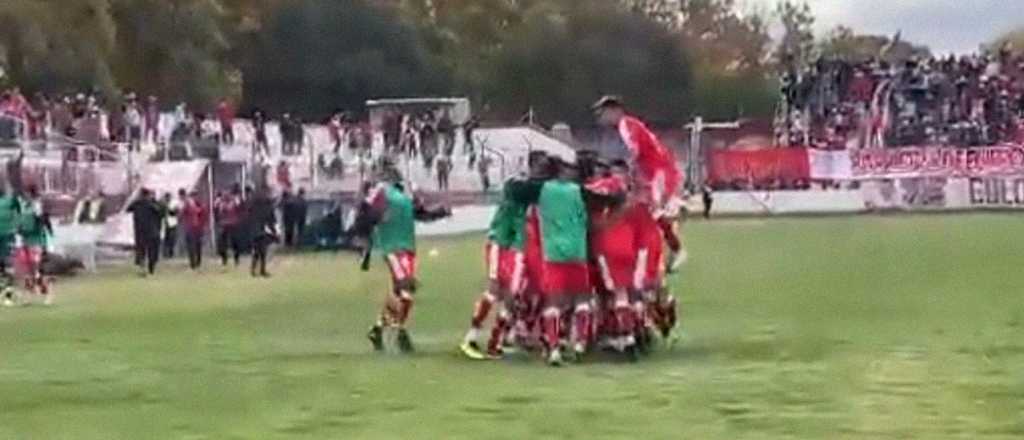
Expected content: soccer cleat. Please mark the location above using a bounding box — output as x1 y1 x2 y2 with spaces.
668 249 689 273
546 348 563 367
42 294 53 306
2 298 13 308
485 347 504 360
367 325 384 351
624 343 640 363
396 329 415 354
459 341 487 360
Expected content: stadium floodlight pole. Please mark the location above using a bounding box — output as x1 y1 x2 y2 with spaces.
684 117 740 192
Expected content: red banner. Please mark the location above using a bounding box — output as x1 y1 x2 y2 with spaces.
851 145 1024 178
708 148 810 186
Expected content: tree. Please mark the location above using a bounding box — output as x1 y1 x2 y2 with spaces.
820 26 931 64
775 0 815 68
487 0 692 126
0 0 118 94
110 0 234 108
241 0 450 117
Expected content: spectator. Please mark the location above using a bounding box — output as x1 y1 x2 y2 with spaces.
124 94 143 152
276 160 292 191
216 98 235 145
144 96 160 144
163 190 185 259
181 190 208 270
477 153 492 193
436 154 452 192
127 188 165 276
247 187 277 278
252 110 269 158
214 186 244 267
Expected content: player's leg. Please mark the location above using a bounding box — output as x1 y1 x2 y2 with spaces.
484 250 525 358
374 251 417 353
462 244 501 356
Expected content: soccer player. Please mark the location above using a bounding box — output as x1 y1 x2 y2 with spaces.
365 168 418 354
537 159 591 366
592 96 687 272
18 188 53 304
461 152 548 360
0 186 20 307
586 159 641 359
630 183 679 345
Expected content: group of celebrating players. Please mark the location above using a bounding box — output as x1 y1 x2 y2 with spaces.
358 96 688 366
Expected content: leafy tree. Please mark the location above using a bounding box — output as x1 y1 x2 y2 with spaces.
241 0 450 117
0 0 118 94
820 26 931 64
110 0 234 107
487 0 692 125
775 0 815 68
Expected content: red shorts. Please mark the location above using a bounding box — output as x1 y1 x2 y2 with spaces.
635 229 665 290
592 219 636 291
14 246 43 278
523 208 545 296
385 251 417 284
541 261 591 297
485 242 525 294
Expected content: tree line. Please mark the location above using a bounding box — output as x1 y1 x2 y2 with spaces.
1 0 987 127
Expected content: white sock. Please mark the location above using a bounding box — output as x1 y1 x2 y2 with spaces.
464 328 480 345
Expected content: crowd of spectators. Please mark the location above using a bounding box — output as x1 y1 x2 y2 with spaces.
777 48 1024 149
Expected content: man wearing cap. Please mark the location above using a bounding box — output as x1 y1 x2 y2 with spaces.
592 95 687 273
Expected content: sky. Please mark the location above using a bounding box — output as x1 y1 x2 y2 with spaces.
740 0 1022 54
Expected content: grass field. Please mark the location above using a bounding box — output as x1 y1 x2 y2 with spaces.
1 214 1024 439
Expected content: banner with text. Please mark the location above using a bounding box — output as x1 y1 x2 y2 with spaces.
839 145 1024 179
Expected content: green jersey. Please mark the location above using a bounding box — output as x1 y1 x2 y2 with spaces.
19 200 49 248
0 195 20 237
488 178 542 251
372 183 415 255
538 179 588 263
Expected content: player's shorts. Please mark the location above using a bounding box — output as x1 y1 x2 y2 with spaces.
385 251 417 292
592 221 636 292
596 251 636 292
541 261 591 297
14 246 43 278
523 208 545 296
634 230 665 291
485 242 525 294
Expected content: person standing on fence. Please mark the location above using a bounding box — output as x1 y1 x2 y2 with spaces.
252 110 269 158
182 190 208 270
127 188 166 276
124 95 143 152
436 154 451 192
144 96 160 145
216 98 235 145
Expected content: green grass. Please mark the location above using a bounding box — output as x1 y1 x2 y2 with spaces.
2 214 1024 439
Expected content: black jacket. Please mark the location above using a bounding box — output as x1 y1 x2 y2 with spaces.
127 198 166 239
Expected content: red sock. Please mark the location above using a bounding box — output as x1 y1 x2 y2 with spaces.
633 301 647 334
659 219 681 252
397 294 414 326
661 295 677 330
487 310 511 354
573 304 593 347
470 292 496 329
540 307 561 350
615 304 635 339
